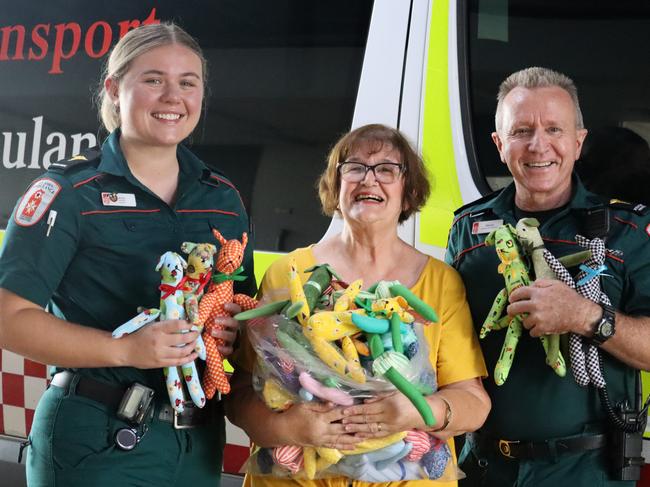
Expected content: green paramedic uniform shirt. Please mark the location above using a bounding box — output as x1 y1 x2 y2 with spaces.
445 177 650 442
0 130 256 397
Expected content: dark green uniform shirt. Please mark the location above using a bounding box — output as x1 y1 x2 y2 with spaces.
0 130 256 397
445 177 650 441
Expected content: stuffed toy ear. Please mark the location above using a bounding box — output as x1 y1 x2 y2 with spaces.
211 228 227 246
155 254 165 271
485 230 497 246
505 223 517 234
181 241 197 254
521 217 540 228
241 232 248 249
178 254 188 269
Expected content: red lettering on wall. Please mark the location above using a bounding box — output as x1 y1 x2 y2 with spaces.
118 8 160 38
0 8 161 74
118 19 141 38
28 24 49 61
0 25 25 61
141 8 161 28
85 21 112 58
50 23 81 74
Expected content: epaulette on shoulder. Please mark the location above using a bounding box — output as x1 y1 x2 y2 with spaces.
453 188 504 216
200 167 235 189
608 199 649 216
48 148 101 174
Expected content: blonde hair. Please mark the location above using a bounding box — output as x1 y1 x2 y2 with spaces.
318 124 431 223
495 66 584 132
96 22 207 132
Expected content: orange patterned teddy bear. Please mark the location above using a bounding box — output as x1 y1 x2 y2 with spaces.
198 228 257 398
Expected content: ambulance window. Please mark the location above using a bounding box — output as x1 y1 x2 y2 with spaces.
461 0 650 192
190 1 374 251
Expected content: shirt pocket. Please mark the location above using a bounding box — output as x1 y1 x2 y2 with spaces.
83 213 166 247
179 213 245 245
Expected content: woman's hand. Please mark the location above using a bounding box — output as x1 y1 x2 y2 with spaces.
122 319 199 369
275 402 363 450
211 302 241 357
340 392 422 438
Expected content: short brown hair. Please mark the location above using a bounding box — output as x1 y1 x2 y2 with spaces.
318 124 430 223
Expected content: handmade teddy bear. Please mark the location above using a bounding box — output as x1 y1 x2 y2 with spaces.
112 251 206 412
543 235 611 388
181 241 218 326
482 223 566 385
514 218 568 372
197 228 257 398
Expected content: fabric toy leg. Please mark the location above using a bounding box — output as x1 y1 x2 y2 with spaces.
181 360 206 407
494 316 523 386
164 366 187 412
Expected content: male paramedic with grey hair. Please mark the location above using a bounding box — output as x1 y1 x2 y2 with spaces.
446 66 650 486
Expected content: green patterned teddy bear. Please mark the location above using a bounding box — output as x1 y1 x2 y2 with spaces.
481 223 566 385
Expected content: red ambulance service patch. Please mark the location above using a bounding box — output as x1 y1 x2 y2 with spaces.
14 178 62 227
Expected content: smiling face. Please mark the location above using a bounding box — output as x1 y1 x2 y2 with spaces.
492 86 587 210
338 142 405 227
106 43 204 149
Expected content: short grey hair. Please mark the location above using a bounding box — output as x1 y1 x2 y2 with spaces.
96 22 207 133
495 67 584 132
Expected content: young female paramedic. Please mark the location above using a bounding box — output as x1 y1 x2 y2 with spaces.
0 22 254 487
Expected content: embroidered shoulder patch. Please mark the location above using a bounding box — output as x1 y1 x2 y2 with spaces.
14 178 62 227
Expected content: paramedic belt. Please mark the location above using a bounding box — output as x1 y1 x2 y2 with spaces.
475 431 607 460
50 371 211 429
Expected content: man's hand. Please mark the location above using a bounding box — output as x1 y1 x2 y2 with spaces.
507 279 601 337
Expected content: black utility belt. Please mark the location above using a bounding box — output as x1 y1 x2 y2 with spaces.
50 371 211 430
477 432 607 460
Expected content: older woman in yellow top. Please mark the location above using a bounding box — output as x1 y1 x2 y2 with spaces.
227 123 490 487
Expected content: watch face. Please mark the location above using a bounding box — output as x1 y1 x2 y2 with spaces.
600 321 615 338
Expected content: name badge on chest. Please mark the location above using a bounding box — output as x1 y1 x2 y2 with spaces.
101 192 136 207
472 219 503 235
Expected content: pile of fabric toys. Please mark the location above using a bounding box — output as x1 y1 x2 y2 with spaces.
112 228 257 412
481 218 611 388
236 260 457 481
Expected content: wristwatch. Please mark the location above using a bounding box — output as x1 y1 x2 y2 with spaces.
590 303 616 346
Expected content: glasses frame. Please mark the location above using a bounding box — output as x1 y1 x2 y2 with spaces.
336 161 405 184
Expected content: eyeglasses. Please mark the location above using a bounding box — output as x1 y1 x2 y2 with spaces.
337 161 404 184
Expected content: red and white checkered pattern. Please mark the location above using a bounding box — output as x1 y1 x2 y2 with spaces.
224 418 251 474
0 348 250 473
0 348 49 438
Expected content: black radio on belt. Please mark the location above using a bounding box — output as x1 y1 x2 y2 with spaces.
116 383 155 425
114 383 155 451
608 401 646 481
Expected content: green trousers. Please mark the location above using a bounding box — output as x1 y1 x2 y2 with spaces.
27 382 225 487
459 439 634 487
